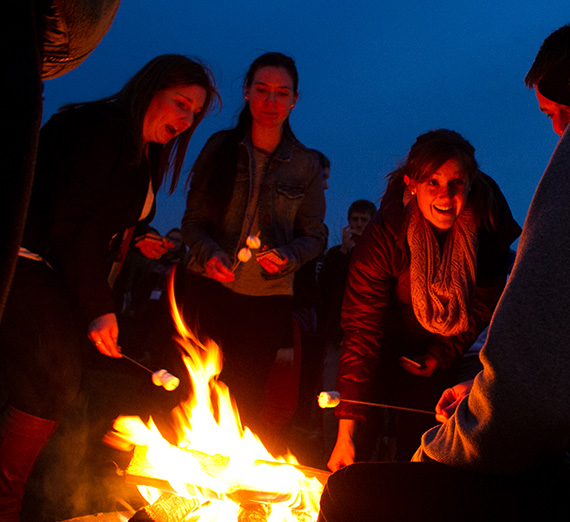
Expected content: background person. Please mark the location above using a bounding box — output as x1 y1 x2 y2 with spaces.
319 199 377 456
328 129 521 470
0 54 218 520
320 199 377 356
181 52 327 451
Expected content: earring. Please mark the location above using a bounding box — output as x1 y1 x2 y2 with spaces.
245 96 249 101
410 190 416 195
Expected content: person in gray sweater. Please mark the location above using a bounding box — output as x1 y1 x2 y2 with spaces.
318 23 570 522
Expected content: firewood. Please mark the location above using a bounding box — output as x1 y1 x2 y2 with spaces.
124 445 330 489
128 492 199 522
237 502 271 522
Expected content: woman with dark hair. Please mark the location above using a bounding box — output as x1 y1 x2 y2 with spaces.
0 54 218 519
327 129 520 469
181 52 327 449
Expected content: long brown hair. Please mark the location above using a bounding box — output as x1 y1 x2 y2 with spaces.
61 54 220 194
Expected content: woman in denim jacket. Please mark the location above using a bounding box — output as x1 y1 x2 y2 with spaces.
181 52 327 450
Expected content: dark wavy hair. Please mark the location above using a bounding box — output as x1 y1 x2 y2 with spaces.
189 52 299 210
386 129 498 230
61 54 220 194
525 24 570 88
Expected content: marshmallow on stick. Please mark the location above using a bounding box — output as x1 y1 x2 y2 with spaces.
238 247 252 262
318 390 434 415
246 232 261 250
318 391 341 408
152 369 180 391
122 354 180 392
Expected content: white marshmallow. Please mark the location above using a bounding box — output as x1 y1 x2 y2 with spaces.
318 391 341 409
162 373 180 391
246 234 261 250
152 369 180 391
238 247 252 262
152 369 166 387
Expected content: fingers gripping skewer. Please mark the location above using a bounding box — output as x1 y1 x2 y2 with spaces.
318 391 434 416
122 354 180 391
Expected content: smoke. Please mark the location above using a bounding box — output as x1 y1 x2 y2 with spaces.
22 390 144 521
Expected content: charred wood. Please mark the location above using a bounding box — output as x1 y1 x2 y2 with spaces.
128 492 199 522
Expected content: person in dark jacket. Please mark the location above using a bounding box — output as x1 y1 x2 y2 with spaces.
327 129 521 470
181 52 327 450
2 0 120 325
0 54 218 520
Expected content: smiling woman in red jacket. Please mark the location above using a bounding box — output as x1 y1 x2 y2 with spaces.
328 129 521 470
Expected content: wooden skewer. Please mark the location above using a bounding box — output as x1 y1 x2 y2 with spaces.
122 353 153 374
338 398 434 416
319 392 434 416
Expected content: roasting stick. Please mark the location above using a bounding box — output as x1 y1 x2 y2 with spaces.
121 354 180 391
122 353 153 373
318 391 433 416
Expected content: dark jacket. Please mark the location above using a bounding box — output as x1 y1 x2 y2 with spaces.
24 102 160 323
336 174 521 420
319 244 352 346
182 128 327 278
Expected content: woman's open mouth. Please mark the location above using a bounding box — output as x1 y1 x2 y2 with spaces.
434 204 453 214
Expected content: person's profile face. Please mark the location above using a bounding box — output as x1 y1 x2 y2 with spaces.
405 158 469 233
535 86 570 136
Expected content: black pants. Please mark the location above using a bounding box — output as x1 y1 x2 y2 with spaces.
0 259 85 420
183 273 293 437
318 461 570 522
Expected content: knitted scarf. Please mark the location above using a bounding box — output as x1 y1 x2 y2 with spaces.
406 194 478 336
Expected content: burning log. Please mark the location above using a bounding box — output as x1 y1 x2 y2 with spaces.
237 503 271 522
120 445 330 490
128 492 199 522
116 445 328 520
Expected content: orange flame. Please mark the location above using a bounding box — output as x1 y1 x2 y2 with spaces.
109 268 323 520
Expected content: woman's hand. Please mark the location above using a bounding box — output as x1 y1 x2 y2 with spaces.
399 353 438 377
327 419 356 472
256 249 288 274
135 233 175 260
205 253 235 282
435 379 474 423
88 313 122 358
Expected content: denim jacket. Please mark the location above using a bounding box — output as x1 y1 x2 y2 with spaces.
182 129 327 279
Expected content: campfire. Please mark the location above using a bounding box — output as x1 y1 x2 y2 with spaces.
106 272 327 521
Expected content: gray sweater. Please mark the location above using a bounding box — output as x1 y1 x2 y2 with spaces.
414 125 570 474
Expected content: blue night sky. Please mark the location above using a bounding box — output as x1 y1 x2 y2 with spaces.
42 1 569 246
